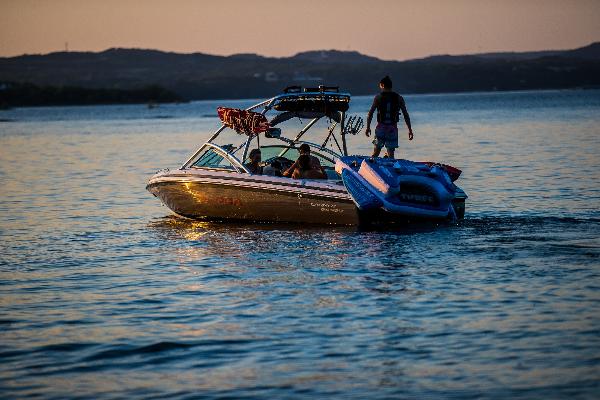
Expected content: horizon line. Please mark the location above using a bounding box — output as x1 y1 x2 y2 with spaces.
2 41 598 62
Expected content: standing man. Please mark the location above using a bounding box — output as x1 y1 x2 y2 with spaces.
365 76 413 159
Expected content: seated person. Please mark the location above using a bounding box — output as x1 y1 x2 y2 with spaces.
298 143 326 175
283 154 326 180
263 159 283 177
244 148 263 174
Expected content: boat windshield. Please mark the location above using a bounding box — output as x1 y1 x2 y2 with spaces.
191 146 239 171
248 144 339 180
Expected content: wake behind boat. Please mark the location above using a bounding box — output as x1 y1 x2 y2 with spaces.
146 86 467 225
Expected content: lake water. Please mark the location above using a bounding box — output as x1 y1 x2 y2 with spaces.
1 90 599 399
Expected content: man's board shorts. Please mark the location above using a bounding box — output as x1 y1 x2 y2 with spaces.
373 123 399 150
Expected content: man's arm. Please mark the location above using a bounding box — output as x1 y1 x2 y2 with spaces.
365 96 379 137
399 96 413 140
282 161 298 177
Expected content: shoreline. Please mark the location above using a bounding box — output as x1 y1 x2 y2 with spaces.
1 86 598 110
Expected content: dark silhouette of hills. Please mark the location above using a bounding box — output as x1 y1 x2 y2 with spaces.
1 43 599 104
290 50 381 64
415 42 600 62
0 82 182 108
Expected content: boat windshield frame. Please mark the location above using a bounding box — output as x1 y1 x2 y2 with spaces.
189 142 249 173
180 89 352 170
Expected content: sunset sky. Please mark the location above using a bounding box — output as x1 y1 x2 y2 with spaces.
1 0 599 60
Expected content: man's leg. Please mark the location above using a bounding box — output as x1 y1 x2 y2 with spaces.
371 130 384 157
384 128 398 159
371 146 382 158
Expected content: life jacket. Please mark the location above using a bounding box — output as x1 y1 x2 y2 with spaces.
377 92 400 124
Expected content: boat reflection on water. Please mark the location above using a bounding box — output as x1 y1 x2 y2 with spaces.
146 215 450 275
146 216 361 276
147 215 447 243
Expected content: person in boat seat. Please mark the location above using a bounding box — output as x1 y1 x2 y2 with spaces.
284 154 326 179
299 143 326 174
365 75 413 159
282 144 325 177
244 148 263 174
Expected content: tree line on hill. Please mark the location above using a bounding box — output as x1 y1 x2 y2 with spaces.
0 82 182 108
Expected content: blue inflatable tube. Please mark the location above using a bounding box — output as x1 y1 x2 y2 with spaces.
336 156 458 220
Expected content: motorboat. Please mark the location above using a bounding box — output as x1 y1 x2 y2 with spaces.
146 86 467 225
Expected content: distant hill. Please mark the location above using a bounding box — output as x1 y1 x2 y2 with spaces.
416 42 600 62
290 50 381 64
562 42 600 59
1 43 599 101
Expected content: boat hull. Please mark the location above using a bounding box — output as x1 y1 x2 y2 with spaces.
147 169 466 226
147 171 359 225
